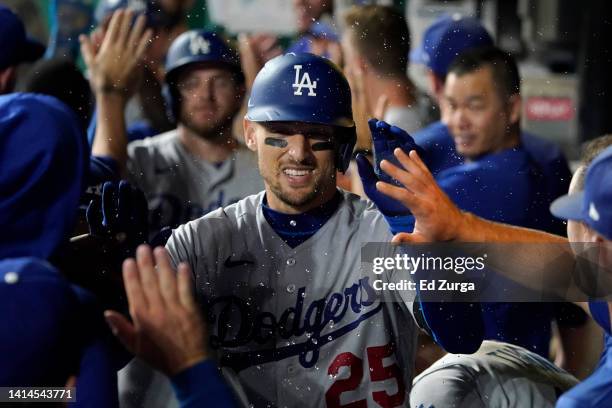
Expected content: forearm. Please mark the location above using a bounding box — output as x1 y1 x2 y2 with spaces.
171 360 241 408
456 213 584 298
458 212 568 243
92 92 129 174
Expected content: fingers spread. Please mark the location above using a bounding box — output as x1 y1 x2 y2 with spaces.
135 29 153 60
105 10 124 45
116 9 134 46
379 159 427 193
104 310 137 353
128 13 146 50
375 180 422 212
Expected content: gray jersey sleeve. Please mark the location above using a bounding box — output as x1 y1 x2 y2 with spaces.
411 340 579 408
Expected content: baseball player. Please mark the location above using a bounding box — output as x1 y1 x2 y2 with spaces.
0 93 118 406
374 138 612 407
83 12 264 237
410 14 571 210
0 92 239 408
410 340 578 407
161 52 484 407
360 46 559 358
341 5 437 135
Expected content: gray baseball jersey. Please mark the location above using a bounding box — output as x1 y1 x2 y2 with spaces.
410 340 578 408
127 129 264 234
167 190 420 407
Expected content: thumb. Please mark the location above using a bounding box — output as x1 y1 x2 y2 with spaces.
391 232 427 244
356 154 376 184
105 310 137 353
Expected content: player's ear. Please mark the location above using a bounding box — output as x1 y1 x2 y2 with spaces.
243 118 258 152
507 93 521 126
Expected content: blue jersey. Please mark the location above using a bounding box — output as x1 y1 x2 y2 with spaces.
436 147 557 356
556 334 612 408
0 258 118 407
414 121 571 214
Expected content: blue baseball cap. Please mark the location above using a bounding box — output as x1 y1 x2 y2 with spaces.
410 14 493 78
0 5 46 70
551 146 612 240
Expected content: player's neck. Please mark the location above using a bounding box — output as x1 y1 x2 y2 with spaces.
368 74 416 113
178 124 237 163
265 185 338 214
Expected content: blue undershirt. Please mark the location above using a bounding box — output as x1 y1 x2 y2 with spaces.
261 192 342 248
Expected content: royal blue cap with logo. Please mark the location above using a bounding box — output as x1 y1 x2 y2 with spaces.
410 14 493 78
551 145 612 240
0 5 45 70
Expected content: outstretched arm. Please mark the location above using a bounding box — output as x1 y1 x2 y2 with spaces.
376 148 587 298
80 10 151 174
377 148 568 244
105 245 239 408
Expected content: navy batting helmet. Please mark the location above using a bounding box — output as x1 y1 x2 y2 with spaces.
245 53 356 173
164 30 243 121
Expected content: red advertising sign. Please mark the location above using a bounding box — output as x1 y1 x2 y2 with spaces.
525 97 574 121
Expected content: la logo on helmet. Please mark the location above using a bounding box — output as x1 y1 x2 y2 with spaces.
190 34 210 55
292 65 317 96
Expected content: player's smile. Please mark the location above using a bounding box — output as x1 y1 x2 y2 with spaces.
281 166 315 187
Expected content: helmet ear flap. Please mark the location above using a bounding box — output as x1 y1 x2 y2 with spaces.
334 128 357 173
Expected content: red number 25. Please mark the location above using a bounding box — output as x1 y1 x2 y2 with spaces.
325 343 405 408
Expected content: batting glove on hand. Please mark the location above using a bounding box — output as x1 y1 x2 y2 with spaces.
358 119 425 215
86 180 149 257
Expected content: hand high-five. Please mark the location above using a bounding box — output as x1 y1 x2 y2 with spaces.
375 148 466 243
80 10 152 97
104 245 208 376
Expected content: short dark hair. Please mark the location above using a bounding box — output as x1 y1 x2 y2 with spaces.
447 46 521 100
17 56 92 131
574 134 612 190
343 5 410 76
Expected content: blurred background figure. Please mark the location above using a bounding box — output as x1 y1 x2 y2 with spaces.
0 4 45 94
18 56 92 132
342 5 437 134
46 0 96 60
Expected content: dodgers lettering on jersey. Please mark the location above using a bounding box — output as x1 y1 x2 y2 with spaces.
127 130 264 234
167 191 420 407
411 341 578 408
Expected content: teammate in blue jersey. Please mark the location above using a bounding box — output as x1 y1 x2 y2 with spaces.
0 93 119 407
0 92 239 408
374 135 612 407
411 14 571 210
359 46 559 356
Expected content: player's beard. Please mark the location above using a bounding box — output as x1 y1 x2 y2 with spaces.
180 112 235 141
265 159 337 209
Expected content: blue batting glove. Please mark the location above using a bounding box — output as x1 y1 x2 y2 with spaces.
86 180 149 256
369 118 424 186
